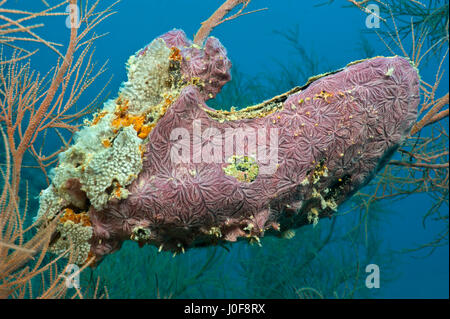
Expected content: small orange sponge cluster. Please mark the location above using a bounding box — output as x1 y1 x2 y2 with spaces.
169 46 182 62
111 97 153 139
91 111 107 126
59 208 91 227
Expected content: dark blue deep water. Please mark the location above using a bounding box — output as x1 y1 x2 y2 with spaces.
10 0 449 299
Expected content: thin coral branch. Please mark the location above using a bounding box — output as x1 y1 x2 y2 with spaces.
411 93 449 135
389 160 449 169
194 0 267 46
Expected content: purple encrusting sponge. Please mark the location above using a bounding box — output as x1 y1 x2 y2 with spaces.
36 29 419 265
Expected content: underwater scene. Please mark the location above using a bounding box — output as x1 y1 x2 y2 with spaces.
0 0 448 301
